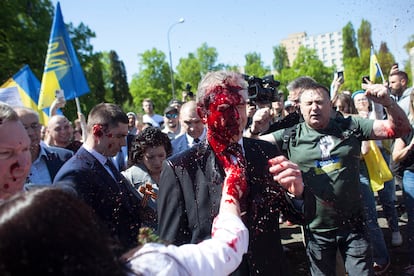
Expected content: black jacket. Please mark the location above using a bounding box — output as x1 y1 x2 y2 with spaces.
158 138 315 275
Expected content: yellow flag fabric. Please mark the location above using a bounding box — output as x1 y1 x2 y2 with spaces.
369 47 383 83
39 2 89 109
363 140 393 192
1 65 49 125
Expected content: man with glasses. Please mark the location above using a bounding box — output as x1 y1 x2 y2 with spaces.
53 103 141 254
14 107 73 190
162 106 181 140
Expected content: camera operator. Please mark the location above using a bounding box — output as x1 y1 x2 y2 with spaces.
246 76 317 137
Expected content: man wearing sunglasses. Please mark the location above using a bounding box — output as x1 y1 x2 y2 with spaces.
162 106 181 140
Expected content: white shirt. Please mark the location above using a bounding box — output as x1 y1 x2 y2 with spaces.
126 213 248 276
25 145 52 186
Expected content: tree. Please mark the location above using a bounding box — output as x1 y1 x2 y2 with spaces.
196 42 223 75
176 53 201 99
129 48 171 115
342 22 359 60
377 42 395 81
272 45 289 73
357 19 373 71
109 50 132 107
0 0 53 81
276 46 333 93
244 52 270 78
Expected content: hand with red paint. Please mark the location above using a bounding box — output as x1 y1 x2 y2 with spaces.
268 155 304 198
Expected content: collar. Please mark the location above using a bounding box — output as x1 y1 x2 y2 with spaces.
82 144 108 166
186 127 207 144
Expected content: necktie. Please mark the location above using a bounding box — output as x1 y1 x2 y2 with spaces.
226 143 246 168
194 138 200 143
105 159 122 182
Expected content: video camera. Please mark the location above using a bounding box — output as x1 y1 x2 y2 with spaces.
243 74 281 105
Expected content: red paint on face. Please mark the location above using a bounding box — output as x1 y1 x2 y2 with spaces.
206 85 248 205
206 87 244 153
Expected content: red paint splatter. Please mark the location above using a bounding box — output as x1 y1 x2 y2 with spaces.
385 126 395 138
204 84 248 208
227 237 238 252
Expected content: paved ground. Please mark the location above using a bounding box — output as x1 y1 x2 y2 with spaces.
280 189 410 276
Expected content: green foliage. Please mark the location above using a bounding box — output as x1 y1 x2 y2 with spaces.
176 52 201 99
276 47 333 93
0 0 54 81
244 52 270 78
129 48 171 115
377 42 395 81
175 43 223 100
109 50 132 107
272 45 290 73
342 22 359 59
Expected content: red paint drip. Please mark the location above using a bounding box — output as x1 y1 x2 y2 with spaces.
205 86 248 205
227 237 238 252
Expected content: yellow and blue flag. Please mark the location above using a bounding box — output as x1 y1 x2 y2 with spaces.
369 47 384 83
38 2 89 109
1 65 49 124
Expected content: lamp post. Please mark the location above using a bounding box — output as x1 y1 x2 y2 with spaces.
167 17 184 100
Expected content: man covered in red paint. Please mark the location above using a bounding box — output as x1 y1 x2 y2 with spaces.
157 71 316 275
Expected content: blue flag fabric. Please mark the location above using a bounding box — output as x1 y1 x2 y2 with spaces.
1 65 50 124
39 1 89 109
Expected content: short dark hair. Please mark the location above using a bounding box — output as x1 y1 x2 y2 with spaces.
87 103 128 133
0 188 125 275
129 127 172 166
390 70 409 82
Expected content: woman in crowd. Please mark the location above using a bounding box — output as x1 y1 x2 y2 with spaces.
0 160 248 275
392 90 414 275
122 127 172 229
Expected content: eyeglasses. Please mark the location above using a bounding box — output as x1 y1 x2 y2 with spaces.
165 113 178 119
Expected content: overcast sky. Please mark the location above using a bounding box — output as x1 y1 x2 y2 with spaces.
53 0 414 82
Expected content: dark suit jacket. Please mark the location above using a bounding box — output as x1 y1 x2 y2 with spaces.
53 147 141 252
158 138 315 276
42 144 73 181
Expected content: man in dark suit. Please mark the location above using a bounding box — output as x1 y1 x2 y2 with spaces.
53 103 141 253
14 107 73 190
158 71 315 275
171 100 206 155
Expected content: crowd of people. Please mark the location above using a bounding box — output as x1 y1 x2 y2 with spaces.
0 65 413 276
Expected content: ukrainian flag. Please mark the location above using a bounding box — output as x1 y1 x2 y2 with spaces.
38 2 89 109
369 47 384 83
1 65 49 125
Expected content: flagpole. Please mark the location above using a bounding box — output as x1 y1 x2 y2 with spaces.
75 97 82 113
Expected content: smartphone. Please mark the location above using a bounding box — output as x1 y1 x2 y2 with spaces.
336 71 344 83
55 89 65 99
362 75 370 84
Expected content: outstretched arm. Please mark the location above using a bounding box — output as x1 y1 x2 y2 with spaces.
362 83 411 139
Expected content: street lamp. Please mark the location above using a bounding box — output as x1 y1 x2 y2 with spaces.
167 17 185 100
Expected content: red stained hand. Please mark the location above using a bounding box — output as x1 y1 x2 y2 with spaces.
268 155 304 198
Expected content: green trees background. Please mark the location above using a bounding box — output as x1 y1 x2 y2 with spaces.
1 0 413 120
